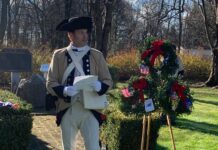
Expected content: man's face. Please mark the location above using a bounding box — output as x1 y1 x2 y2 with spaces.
68 29 89 46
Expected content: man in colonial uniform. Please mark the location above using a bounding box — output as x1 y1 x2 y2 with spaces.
46 16 113 150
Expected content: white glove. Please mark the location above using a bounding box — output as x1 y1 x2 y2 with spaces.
63 86 78 97
91 80 102 92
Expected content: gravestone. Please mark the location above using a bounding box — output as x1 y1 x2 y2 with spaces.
0 48 32 92
0 48 32 72
16 64 50 109
16 74 46 108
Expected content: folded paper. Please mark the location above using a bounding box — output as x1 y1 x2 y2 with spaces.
73 75 108 109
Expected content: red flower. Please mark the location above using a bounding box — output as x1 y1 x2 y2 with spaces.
132 78 147 102
132 78 148 90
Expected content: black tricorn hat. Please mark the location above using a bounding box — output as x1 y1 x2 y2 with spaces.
56 16 93 32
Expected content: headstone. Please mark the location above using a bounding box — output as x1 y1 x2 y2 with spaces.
11 72 20 93
0 48 32 92
16 74 46 108
0 48 32 72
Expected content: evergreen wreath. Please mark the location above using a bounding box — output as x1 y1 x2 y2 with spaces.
121 37 194 115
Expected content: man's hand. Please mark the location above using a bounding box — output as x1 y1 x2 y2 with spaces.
63 86 78 97
91 80 102 92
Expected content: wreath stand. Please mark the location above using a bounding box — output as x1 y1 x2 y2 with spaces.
140 114 176 150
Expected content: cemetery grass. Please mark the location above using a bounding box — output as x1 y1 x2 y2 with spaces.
157 87 218 150
116 83 218 150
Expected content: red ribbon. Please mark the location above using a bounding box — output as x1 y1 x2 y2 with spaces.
150 49 163 66
141 48 152 60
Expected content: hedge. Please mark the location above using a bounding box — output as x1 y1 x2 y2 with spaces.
107 49 211 82
0 89 32 150
108 64 119 85
101 89 161 150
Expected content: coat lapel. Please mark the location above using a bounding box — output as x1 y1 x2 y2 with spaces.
63 49 91 85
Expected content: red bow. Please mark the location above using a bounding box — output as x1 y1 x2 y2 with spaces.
150 49 163 66
141 40 164 66
152 40 164 49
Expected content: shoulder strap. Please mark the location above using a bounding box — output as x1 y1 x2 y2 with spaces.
68 50 85 76
61 48 89 84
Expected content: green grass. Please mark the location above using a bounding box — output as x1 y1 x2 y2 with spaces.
115 83 218 149
157 87 218 150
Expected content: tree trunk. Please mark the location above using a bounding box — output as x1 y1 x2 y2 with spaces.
0 0 9 45
200 0 218 86
205 2 218 86
92 0 103 50
178 0 184 53
91 0 115 58
7 2 11 46
206 48 218 86
101 0 115 58
64 0 72 18
13 0 21 46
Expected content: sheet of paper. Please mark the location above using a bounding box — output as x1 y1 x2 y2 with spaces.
73 75 98 91
83 90 109 109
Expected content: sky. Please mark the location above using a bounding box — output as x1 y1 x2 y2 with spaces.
126 0 143 9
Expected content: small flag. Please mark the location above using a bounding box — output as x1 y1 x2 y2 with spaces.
140 64 150 75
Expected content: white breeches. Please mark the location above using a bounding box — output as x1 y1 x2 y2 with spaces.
60 101 100 150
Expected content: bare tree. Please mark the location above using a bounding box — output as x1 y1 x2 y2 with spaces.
178 0 185 53
91 0 116 57
0 0 10 45
199 0 218 86
183 2 202 48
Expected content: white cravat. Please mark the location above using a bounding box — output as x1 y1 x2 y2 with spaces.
69 42 90 51
68 43 90 77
